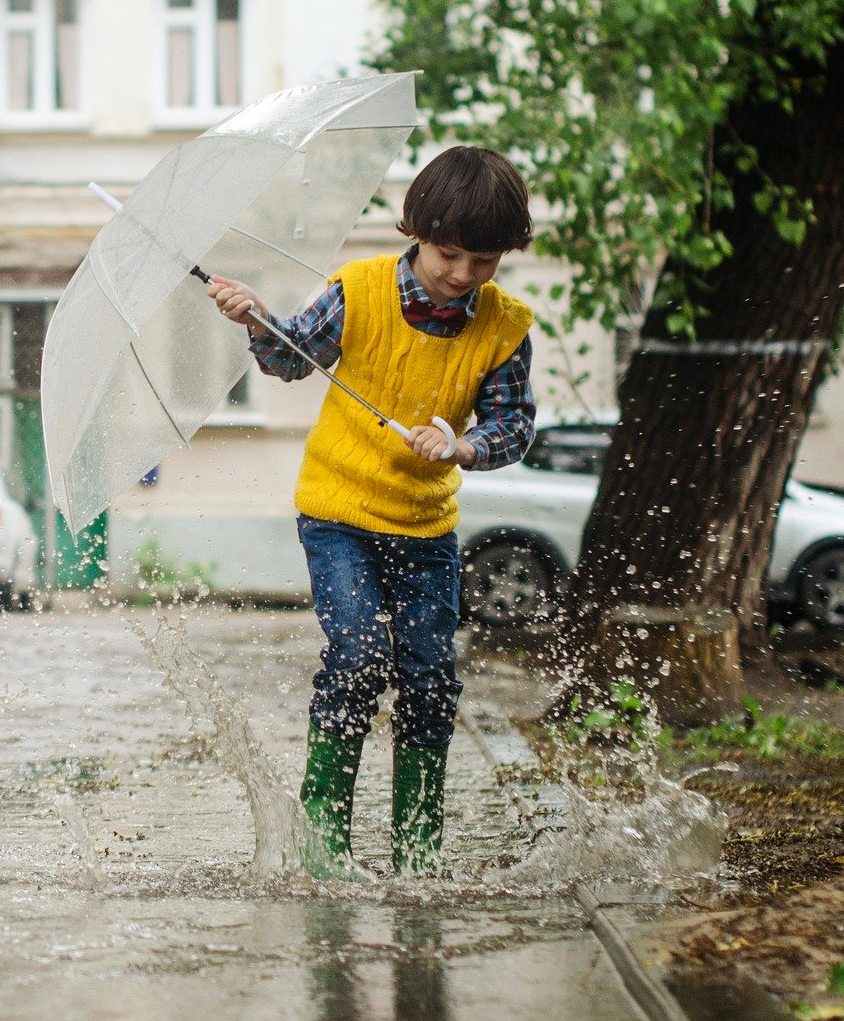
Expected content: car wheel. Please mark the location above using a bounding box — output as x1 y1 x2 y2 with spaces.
0 580 12 612
797 545 844 629
461 539 561 628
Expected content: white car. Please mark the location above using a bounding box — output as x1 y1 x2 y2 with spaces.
457 421 844 629
0 469 37 611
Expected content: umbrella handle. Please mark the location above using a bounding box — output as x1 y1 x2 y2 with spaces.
386 416 458 460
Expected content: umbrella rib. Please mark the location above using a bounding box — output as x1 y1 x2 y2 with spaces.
228 227 327 278
297 72 419 149
129 341 192 446
320 122 419 132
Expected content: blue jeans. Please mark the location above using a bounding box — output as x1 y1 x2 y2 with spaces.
297 515 463 748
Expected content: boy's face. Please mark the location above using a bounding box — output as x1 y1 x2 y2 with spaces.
413 242 503 307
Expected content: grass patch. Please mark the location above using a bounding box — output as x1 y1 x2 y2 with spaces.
519 695 844 797
134 537 216 604
669 698 844 761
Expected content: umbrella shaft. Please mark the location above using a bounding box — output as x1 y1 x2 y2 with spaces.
85 183 403 437
246 308 402 434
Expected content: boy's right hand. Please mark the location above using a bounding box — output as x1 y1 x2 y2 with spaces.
208 275 268 337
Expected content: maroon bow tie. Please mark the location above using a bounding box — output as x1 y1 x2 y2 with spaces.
404 297 468 329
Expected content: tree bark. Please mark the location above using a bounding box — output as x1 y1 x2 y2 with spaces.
587 605 743 727
547 43 844 718
551 339 826 671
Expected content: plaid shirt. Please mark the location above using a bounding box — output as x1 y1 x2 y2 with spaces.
248 247 535 470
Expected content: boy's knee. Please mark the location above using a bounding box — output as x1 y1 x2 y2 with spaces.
310 661 393 736
391 675 463 747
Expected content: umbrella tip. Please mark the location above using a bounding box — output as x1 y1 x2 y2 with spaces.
88 182 122 213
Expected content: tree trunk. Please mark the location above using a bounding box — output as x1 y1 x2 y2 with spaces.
551 339 825 672
547 44 844 718
588 605 743 727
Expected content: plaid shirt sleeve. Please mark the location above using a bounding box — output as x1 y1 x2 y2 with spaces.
463 336 536 471
245 249 535 471
247 281 345 379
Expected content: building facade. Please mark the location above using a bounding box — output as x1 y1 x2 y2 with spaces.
0 0 388 595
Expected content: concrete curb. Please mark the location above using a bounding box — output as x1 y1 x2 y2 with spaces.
573 884 691 1021
458 702 691 1021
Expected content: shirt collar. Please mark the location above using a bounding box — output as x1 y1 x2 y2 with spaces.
397 245 477 320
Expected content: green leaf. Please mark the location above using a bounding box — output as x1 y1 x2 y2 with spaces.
828 962 844 995
752 190 774 214
369 0 835 339
582 709 616 730
741 696 761 721
666 312 692 336
774 215 807 246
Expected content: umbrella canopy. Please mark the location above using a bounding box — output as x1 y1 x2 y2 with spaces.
41 72 419 536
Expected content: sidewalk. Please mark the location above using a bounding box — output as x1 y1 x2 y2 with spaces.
1 602 672 1021
457 696 799 1021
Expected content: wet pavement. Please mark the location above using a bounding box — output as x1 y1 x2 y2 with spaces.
0 601 687 1020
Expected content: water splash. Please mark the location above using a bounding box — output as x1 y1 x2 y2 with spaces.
492 776 727 886
461 700 728 887
130 613 729 892
680 761 741 785
53 793 111 892
130 614 321 878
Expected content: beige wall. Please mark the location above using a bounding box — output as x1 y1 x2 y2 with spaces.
794 368 844 488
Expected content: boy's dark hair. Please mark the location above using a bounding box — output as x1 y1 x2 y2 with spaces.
398 146 532 252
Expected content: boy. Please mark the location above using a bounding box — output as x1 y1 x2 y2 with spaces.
209 146 535 878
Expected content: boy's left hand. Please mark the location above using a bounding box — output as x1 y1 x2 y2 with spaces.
405 426 476 467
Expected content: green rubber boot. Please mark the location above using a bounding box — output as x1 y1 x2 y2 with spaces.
299 723 365 880
391 744 448 876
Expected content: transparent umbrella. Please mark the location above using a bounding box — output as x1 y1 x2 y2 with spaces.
41 72 420 536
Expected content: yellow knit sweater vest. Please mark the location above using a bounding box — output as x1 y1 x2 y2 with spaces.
295 254 534 537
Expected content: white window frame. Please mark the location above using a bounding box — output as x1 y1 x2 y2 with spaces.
0 0 90 130
153 0 249 129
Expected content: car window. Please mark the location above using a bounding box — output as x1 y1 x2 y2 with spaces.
524 425 612 475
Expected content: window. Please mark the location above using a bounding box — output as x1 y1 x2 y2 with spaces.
156 0 243 125
523 425 612 476
0 0 85 124
0 297 55 474
0 299 50 398
227 371 249 407
203 366 263 427
0 304 13 472
9 302 45 394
